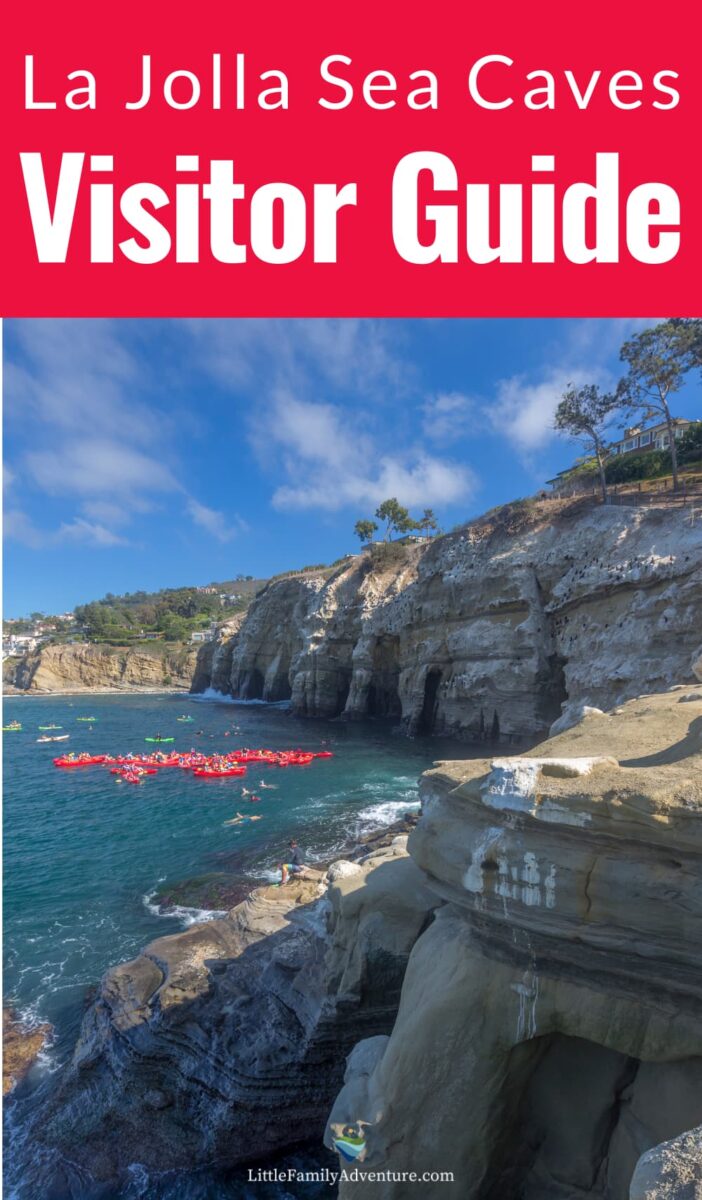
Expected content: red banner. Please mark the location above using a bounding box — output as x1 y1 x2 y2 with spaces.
1 0 700 315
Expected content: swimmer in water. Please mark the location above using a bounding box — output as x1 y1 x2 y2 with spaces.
259 780 277 790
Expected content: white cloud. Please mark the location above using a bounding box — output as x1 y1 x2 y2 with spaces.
25 440 179 498
4 510 128 549
480 319 660 461
56 519 129 547
185 319 410 397
185 498 246 543
5 323 235 547
422 392 477 444
4 509 47 549
258 392 476 512
485 368 597 455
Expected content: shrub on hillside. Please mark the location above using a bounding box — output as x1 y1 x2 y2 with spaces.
604 448 672 484
369 541 409 570
679 423 702 465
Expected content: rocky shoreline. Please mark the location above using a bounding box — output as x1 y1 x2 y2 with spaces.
3 1009 52 1096
21 683 702 1200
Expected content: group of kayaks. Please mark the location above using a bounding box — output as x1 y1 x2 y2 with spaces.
53 747 334 785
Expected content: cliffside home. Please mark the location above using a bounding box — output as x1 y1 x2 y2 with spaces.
609 416 695 457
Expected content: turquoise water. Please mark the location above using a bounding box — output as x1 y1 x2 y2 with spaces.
3 693 473 1199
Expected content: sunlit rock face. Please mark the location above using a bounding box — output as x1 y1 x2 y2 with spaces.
195 506 702 741
327 690 702 1199
4 642 198 692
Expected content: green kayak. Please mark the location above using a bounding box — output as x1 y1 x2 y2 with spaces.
39 725 62 730
77 717 97 722
145 737 175 743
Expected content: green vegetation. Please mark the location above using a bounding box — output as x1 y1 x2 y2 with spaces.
73 581 257 645
554 385 618 502
554 319 702 495
354 519 378 544
616 321 701 492
354 499 440 544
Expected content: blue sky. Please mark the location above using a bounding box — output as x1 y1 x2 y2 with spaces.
3 318 700 616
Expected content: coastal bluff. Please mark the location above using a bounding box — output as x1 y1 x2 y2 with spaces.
192 504 702 741
3 641 197 693
327 687 702 1198
24 687 702 1199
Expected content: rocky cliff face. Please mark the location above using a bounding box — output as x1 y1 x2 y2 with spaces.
4 642 197 693
192 506 702 741
33 837 437 1190
189 613 247 694
327 687 702 1199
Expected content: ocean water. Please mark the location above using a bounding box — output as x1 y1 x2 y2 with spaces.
3 692 476 1199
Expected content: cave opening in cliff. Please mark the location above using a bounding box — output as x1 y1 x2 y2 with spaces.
537 652 569 726
479 1033 702 1200
244 667 265 700
417 667 442 735
265 668 292 702
367 635 402 717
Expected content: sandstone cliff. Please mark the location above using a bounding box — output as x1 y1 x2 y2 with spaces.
327 687 702 1199
192 505 702 741
4 642 197 693
32 836 437 1189
189 613 247 694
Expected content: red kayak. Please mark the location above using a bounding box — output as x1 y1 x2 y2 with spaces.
54 755 106 768
193 767 247 778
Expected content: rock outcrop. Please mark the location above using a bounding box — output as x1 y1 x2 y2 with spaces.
33 838 438 1189
326 688 702 1198
3 1010 51 1095
193 506 702 741
4 642 197 693
189 614 246 694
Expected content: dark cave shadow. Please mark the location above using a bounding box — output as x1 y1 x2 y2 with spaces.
620 715 702 768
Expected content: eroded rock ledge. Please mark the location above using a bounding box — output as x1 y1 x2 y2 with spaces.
193 506 702 741
33 835 438 1189
327 688 702 1199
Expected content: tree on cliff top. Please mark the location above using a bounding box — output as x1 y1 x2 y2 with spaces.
375 498 413 540
554 385 618 503
616 320 701 492
417 508 439 537
354 519 378 544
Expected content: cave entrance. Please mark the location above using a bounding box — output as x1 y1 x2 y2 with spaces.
367 635 402 717
417 667 442 735
244 667 265 700
266 674 292 702
480 1033 702 1200
537 652 568 727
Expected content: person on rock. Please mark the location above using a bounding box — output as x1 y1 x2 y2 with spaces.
278 840 311 884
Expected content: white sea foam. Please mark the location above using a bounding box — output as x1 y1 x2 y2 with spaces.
142 888 226 927
354 797 421 833
191 688 291 709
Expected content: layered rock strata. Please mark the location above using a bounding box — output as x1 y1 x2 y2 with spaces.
193 507 702 740
327 688 702 1199
4 642 197 693
34 839 438 1188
